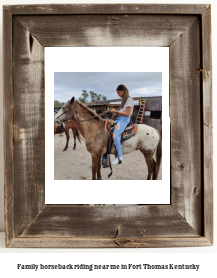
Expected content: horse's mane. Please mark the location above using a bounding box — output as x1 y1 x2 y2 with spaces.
75 100 104 122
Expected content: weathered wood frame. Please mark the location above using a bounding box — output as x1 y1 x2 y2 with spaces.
3 4 213 248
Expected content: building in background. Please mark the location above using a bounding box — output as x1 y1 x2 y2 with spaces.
87 96 162 130
55 96 162 130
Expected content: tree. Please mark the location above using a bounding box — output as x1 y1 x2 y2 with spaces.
78 90 89 103
89 91 97 102
89 91 107 102
96 94 102 101
77 90 107 103
54 100 66 108
102 96 107 101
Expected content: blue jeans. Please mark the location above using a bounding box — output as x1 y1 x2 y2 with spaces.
113 115 130 157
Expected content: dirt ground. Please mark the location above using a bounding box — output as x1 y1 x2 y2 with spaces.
54 130 162 180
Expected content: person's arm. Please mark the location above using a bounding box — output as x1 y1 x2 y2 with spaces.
110 107 131 117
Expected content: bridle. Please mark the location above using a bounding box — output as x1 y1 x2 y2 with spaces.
55 107 71 121
55 106 108 125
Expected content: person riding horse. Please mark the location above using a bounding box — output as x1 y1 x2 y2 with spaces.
54 96 161 180
110 84 134 165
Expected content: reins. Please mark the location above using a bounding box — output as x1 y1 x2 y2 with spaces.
56 110 108 125
107 127 114 179
75 111 108 124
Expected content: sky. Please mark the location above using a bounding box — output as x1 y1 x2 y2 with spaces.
54 72 162 103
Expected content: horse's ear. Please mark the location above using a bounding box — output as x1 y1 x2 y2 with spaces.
70 97 75 105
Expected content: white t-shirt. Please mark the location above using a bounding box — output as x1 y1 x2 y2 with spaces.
119 96 134 117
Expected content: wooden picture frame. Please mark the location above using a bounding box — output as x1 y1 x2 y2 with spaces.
3 4 213 248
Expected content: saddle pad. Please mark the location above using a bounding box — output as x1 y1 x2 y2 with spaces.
122 124 137 138
105 120 138 139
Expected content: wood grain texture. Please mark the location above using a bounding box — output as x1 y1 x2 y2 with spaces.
8 236 212 249
16 15 198 47
3 4 213 248
201 6 213 245
203 126 213 243
3 4 207 15
170 17 202 234
202 6 212 129
3 7 14 247
20 205 198 238
12 17 45 237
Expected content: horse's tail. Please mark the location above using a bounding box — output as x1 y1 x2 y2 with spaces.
155 134 162 179
76 129 83 143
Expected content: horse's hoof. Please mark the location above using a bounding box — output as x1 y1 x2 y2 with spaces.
63 148 67 151
73 147 76 150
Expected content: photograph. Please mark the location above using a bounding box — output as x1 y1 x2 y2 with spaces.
54 72 163 181
45 47 170 205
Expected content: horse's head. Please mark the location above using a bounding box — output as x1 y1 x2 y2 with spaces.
54 97 75 123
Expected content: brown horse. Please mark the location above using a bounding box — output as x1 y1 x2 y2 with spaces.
54 120 82 151
54 97 162 180
54 122 64 135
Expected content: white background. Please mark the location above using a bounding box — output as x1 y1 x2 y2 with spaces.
46 47 170 204
0 0 216 277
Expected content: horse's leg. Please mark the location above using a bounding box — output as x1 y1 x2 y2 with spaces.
146 155 154 180
97 155 102 180
91 153 100 180
152 159 157 180
63 126 69 151
140 150 154 180
72 127 76 150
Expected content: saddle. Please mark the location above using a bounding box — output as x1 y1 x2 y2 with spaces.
104 120 138 141
102 120 138 177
